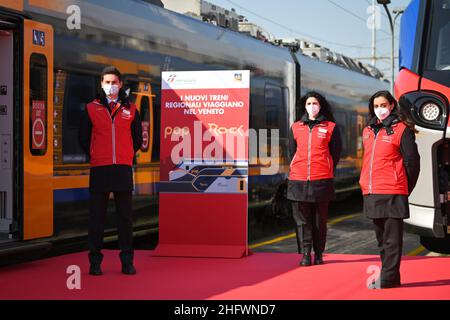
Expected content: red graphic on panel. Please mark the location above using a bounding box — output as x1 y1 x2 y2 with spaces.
31 100 46 150
141 121 150 151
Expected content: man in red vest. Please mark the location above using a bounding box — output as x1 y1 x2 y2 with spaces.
79 66 142 275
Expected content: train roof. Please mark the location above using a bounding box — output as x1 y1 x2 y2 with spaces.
7 0 390 101
25 0 293 63
296 52 389 102
24 0 387 88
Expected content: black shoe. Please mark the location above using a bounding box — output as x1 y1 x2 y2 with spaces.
368 279 400 289
122 264 137 275
380 281 401 289
89 264 103 276
88 251 103 276
314 253 324 265
300 254 312 266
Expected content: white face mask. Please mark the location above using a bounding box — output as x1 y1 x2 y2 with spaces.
102 84 120 97
374 107 391 121
306 104 320 118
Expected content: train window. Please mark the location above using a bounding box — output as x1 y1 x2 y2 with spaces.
141 96 150 122
29 53 48 156
333 111 348 158
62 72 98 163
281 88 289 138
140 95 150 152
151 86 161 162
426 0 450 71
124 80 139 103
265 85 280 129
264 84 287 137
248 77 264 132
349 114 358 156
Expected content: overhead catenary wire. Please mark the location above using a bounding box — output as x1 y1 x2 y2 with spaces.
219 0 398 71
327 0 399 40
328 0 368 23
222 0 374 49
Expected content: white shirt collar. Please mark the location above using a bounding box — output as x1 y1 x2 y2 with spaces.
106 97 118 105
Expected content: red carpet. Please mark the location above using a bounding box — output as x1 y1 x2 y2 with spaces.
0 250 449 300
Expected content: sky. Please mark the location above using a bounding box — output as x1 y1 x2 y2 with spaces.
208 0 412 79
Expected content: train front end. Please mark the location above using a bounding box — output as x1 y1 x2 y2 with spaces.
395 0 450 253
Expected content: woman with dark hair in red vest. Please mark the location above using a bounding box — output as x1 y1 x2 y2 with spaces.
288 91 342 266
360 90 420 289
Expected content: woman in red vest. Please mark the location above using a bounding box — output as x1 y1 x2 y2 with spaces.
288 91 342 266
360 90 420 289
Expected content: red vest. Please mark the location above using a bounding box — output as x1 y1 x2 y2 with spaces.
289 120 336 181
359 121 409 195
86 99 136 167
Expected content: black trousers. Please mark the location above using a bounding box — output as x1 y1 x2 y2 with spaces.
88 191 134 264
373 218 403 285
292 201 328 254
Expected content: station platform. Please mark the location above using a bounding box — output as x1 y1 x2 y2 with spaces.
0 250 449 300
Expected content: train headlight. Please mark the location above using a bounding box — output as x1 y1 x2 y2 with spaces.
399 92 448 131
420 102 441 121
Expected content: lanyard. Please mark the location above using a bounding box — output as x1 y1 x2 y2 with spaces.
110 101 122 118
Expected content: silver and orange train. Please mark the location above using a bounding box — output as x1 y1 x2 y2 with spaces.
0 0 387 259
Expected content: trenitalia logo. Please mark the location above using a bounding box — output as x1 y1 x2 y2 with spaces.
166 75 197 85
167 74 177 83
162 70 249 90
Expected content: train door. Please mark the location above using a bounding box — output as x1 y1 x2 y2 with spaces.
22 19 54 240
134 81 155 164
0 17 16 240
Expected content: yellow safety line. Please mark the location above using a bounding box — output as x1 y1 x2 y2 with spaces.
406 245 427 256
249 233 296 249
249 213 360 249
328 214 361 226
